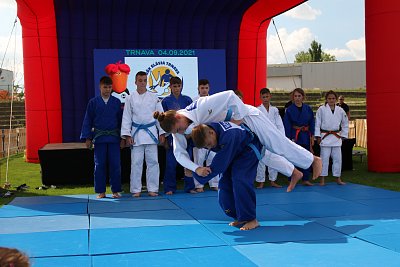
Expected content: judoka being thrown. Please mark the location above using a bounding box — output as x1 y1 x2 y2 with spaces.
153 90 322 192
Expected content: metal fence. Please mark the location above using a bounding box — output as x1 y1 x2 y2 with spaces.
0 128 26 158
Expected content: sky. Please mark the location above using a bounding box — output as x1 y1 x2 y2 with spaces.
0 0 365 86
267 0 365 64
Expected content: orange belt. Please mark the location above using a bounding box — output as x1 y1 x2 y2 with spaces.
293 125 310 142
321 129 341 140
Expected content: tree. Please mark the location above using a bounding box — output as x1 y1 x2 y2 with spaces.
322 52 336 62
295 40 336 63
295 51 311 63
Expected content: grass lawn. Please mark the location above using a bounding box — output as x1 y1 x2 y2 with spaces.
1 151 399 206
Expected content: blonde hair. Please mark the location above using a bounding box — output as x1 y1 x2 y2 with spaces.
191 124 210 148
153 110 177 133
0 247 30 267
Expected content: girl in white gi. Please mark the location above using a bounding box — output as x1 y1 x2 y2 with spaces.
315 90 349 186
153 90 323 193
255 88 284 188
121 71 165 197
191 79 219 192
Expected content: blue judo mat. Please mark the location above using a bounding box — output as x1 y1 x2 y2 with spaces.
1 183 400 266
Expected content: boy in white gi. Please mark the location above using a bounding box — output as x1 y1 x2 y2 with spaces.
191 79 219 192
154 90 322 192
121 71 165 197
255 88 284 188
315 90 349 186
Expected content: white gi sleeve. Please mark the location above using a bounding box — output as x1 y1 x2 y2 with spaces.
314 107 322 137
340 110 349 138
274 108 285 134
121 95 133 137
155 99 166 135
172 133 200 171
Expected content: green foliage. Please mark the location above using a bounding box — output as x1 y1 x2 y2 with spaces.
294 51 311 63
309 40 322 62
322 52 336 62
295 40 337 63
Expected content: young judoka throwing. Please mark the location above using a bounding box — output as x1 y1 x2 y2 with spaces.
154 90 322 192
315 90 349 186
191 121 262 230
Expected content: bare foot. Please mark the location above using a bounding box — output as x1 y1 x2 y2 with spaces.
112 192 121 198
165 191 174 195
148 192 159 197
240 219 260 231
336 178 346 185
132 192 141 197
287 168 303 192
96 193 106 199
256 182 264 189
189 189 198 194
312 156 323 180
302 181 314 186
270 181 282 188
195 188 204 193
229 220 246 227
320 177 325 186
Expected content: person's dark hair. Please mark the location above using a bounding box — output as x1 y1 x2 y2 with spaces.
191 124 210 148
135 71 147 79
293 88 305 97
153 110 178 133
325 90 338 100
234 89 243 99
338 95 345 100
198 79 209 86
288 91 294 101
100 76 112 85
169 76 182 85
0 247 30 267
260 88 271 95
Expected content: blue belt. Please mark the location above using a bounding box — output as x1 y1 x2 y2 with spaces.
224 108 233 121
240 124 262 160
132 120 159 144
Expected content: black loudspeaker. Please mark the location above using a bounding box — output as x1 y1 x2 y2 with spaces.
39 143 94 185
39 143 169 186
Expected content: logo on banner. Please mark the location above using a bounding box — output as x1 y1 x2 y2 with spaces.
146 61 182 97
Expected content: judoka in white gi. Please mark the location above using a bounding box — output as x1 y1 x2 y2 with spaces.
153 90 323 192
255 88 285 189
121 71 165 197
315 90 349 186
191 79 220 192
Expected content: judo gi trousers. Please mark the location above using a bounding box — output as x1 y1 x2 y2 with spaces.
94 142 121 193
218 146 258 222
